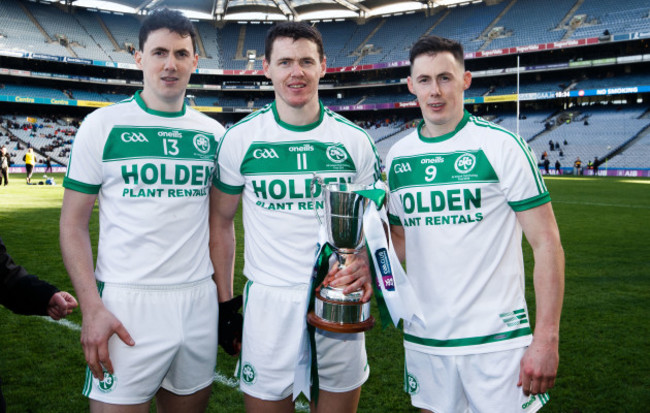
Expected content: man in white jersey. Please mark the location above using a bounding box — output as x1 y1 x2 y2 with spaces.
386 36 565 413
60 9 225 412
210 22 380 413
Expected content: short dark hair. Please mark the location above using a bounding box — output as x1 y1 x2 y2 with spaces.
139 8 197 54
265 22 324 62
409 35 464 70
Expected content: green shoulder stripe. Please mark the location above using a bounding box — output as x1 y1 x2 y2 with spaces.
468 115 547 194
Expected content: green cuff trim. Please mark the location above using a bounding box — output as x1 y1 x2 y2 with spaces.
388 213 402 226
509 192 551 212
213 179 244 195
404 326 532 348
62 178 101 194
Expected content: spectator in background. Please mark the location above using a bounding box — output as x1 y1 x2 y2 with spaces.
555 160 561 175
574 157 582 176
0 146 9 186
45 156 53 173
23 147 35 184
593 157 600 176
0 236 78 413
544 157 550 175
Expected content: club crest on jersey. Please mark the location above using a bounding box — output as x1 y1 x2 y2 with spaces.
193 134 211 154
97 371 117 393
253 148 279 159
326 145 348 163
454 153 476 174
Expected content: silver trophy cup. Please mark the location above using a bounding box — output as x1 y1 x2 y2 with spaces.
307 178 375 333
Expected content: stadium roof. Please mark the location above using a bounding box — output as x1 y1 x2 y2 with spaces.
48 0 484 23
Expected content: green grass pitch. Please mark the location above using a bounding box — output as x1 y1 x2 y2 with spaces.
1 173 649 412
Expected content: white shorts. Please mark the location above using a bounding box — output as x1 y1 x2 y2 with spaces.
405 347 550 413
238 281 369 400
83 277 218 405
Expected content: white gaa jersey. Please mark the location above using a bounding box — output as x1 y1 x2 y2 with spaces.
64 91 225 285
215 102 381 287
386 111 550 355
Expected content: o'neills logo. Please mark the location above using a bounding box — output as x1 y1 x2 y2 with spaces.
158 130 183 138
288 144 314 152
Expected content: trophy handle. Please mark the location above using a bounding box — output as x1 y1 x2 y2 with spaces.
310 174 325 226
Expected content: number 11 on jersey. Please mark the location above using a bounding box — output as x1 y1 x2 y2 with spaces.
297 153 308 170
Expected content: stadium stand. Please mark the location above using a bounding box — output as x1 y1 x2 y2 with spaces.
1 0 649 171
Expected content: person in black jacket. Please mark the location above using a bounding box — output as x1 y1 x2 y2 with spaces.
0 236 78 413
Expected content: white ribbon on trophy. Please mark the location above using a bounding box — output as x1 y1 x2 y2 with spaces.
357 180 425 329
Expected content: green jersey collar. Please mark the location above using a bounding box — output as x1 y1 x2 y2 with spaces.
272 100 324 132
134 90 187 118
418 110 470 143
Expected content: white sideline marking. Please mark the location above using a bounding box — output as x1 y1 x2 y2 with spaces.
44 317 310 412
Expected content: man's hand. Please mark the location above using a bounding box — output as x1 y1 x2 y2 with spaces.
324 252 373 302
218 296 243 356
518 337 559 396
81 305 135 379
46 291 78 320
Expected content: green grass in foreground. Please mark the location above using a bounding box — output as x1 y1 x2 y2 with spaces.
0 174 649 412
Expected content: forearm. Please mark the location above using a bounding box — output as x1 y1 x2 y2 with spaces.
390 224 406 263
210 221 236 302
59 190 103 315
531 239 565 343
60 222 103 314
209 188 241 303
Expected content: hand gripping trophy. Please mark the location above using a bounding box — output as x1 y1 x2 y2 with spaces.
307 176 376 333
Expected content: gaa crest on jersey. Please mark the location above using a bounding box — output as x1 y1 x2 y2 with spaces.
252 148 280 159
326 145 348 163
454 153 476 174
193 134 211 154
97 371 117 393
241 363 257 385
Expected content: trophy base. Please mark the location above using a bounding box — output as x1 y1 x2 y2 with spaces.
307 286 375 333
307 311 375 333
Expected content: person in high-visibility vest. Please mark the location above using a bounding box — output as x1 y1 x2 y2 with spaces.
23 147 36 184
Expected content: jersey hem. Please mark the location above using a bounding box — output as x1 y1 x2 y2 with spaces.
404 334 532 356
